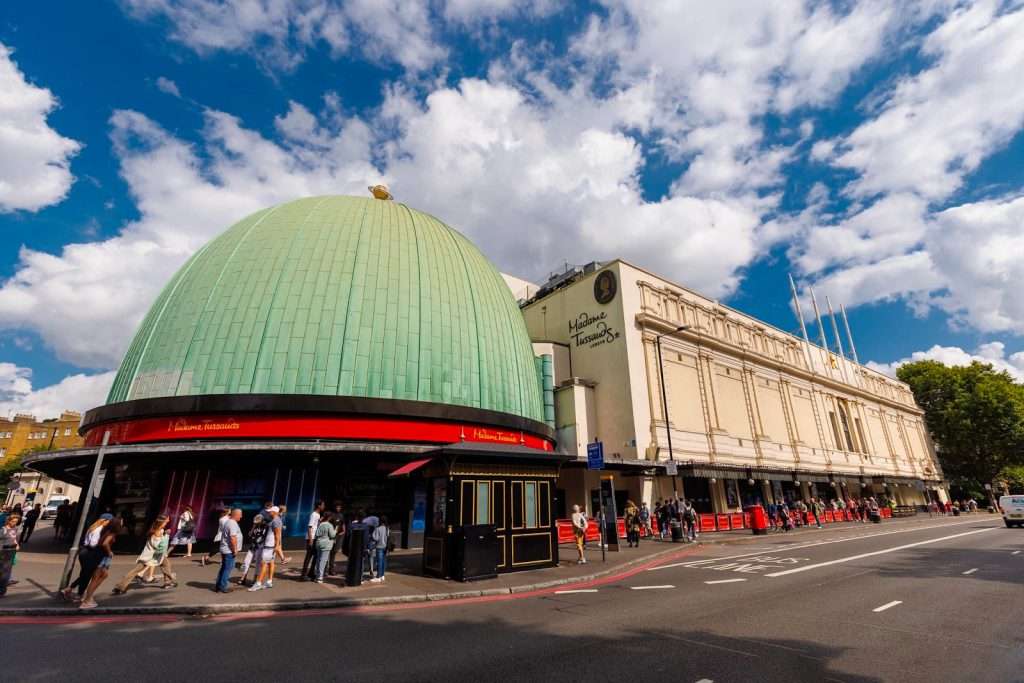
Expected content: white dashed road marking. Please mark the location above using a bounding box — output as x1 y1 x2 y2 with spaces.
764 527 997 577
554 589 599 594
704 578 748 585
872 600 903 613
962 568 978 575
1012 551 1020 555
631 585 675 590
696 679 714 683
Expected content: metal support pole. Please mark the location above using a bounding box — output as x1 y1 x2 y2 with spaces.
59 430 110 590
656 335 674 463
788 274 816 372
840 305 860 365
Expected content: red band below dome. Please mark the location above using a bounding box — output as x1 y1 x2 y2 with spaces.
82 412 554 451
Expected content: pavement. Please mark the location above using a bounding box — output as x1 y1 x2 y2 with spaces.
3 512 1020 683
2 516 945 616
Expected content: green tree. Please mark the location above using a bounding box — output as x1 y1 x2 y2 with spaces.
897 360 1024 506
0 453 25 491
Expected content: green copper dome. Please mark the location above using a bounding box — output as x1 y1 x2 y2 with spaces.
107 195 545 423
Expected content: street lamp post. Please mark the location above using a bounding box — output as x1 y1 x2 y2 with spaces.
655 325 691 497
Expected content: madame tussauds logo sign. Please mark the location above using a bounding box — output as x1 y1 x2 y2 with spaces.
570 311 621 349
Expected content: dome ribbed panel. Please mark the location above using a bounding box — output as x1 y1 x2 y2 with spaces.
106 195 544 423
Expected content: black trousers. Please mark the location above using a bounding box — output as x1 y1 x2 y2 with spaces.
301 542 317 578
69 547 102 596
19 522 36 543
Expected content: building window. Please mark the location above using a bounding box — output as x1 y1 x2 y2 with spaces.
836 401 856 452
828 411 843 450
0 448 5 457
855 418 869 455
64 428 71 436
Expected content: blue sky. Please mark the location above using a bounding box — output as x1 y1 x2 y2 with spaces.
2 0 1024 416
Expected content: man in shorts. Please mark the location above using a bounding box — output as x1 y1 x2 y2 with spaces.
249 506 282 591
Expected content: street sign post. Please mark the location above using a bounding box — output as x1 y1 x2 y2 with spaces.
587 441 604 470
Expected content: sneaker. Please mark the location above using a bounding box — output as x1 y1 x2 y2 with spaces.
581 558 587 564
248 583 264 592
79 600 98 609
265 580 273 589
369 577 381 583
315 579 324 584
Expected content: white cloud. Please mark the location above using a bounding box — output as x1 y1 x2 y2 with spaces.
0 43 81 212
155 76 181 97
795 2 1024 335
834 1 1024 201
120 0 445 71
0 104 379 368
0 363 114 418
867 342 1024 383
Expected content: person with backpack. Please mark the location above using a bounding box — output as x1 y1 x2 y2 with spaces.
682 500 698 542
369 516 390 583
238 513 267 586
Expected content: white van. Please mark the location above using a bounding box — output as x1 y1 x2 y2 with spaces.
1000 495 1024 528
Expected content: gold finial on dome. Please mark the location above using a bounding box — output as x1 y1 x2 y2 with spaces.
368 184 393 200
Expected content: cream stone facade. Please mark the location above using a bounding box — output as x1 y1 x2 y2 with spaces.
521 260 947 516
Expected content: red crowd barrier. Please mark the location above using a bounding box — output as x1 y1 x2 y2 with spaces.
699 514 716 532
743 512 753 528
730 513 744 530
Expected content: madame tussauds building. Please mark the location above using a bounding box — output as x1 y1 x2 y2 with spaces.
28 193 566 576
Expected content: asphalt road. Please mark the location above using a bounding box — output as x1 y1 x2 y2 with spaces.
5 516 1022 683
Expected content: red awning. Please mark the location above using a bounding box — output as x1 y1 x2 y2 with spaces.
388 458 433 478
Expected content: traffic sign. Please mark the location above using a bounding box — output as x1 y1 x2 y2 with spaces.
587 441 604 470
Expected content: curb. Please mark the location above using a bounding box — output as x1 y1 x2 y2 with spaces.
0 544 691 619
0 515 955 619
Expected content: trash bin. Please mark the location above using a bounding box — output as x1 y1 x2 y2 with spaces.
670 520 683 543
869 510 881 524
345 523 367 586
745 505 768 535
952 507 960 517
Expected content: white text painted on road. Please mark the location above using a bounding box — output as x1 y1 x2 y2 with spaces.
962 568 978 575
765 527 997 577
872 600 902 612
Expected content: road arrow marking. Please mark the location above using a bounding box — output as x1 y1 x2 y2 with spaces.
873 600 902 613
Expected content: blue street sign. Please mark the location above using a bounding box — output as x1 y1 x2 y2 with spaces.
587 441 604 470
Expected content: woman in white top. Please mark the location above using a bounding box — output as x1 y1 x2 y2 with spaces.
571 505 588 564
112 515 176 593
60 514 112 602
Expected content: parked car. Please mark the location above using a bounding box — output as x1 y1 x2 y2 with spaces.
1000 495 1024 528
40 496 70 520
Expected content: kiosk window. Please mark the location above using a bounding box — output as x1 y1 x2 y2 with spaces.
460 481 475 526
539 481 550 527
476 482 490 524
525 482 538 528
511 481 524 528
493 481 505 531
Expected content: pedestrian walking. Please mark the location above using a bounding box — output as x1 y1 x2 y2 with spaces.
214 508 243 593
624 500 640 547
363 511 380 579
639 502 652 538
571 505 587 564
369 516 390 583
61 513 113 602
327 502 346 575
301 500 325 580
249 506 281 591
112 515 176 593
0 512 21 597
682 500 697 541
79 518 123 609
275 504 291 564
168 505 196 558
201 507 230 566
313 511 336 583
19 504 41 544
238 513 267 585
